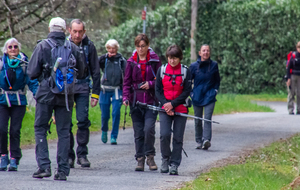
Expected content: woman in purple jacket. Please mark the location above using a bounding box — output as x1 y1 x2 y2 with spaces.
123 34 161 171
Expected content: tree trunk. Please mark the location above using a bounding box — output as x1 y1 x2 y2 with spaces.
190 0 198 62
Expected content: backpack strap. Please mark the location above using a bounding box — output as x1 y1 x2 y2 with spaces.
181 64 187 83
160 64 167 79
45 38 56 49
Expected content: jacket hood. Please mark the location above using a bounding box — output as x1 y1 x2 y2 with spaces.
128 47 160 63
197 55 211 66
47 32 66 46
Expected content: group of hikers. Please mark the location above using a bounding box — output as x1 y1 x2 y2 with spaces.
0 17 220 180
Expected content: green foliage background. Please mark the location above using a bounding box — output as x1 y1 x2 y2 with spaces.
101 0 299 93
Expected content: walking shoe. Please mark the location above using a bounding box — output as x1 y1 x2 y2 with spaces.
111 137 117 145
160 158 169 173
202 140 211 150
135 157 145 171
54 170 67 181
77 157 91 168
8 158 17 171
101 131 108 143
0 154 9 171
69 158 74 168
32 167 51 178
289 112 295 115
196 143 202 149
146 155 157 170
169 164 178 175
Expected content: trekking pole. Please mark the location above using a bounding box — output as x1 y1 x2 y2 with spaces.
136 101 220 124
123 100 128 130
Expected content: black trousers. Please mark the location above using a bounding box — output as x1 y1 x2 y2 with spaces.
159 112 187 167
130 106 157 158
0 104 26 164
69 93 91 160
34 103 71 175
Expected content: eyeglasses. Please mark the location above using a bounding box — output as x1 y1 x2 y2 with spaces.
8 45 18 50
136 45 147 49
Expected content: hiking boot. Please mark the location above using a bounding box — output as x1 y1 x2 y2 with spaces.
169 164 178 175
160 158 169 173
54 170 67 181
0 154 9 171
135 157 145 171
8 158 17 171
32 167 51 178
111 137 117 145
202 140 211 150
77 157 90 168
146 155 157 170
196 143 202 149
101 131 108 143
69 158 74 168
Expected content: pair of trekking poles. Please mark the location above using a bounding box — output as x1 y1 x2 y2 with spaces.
122 101 220 157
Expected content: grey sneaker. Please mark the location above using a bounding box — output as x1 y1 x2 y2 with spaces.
160 158 169 173
196 143 202 149
77 157 91 168
169 164 178 175
54 170 67 181
32 167 52 178
202 140 211 150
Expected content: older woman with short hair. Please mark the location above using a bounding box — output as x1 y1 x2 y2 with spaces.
0 38 38 171
98 39 126 145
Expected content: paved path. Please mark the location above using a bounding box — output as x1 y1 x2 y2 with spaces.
1 101 299 190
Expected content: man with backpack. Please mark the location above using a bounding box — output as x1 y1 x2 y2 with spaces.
286 41 300 115
28 17 85 181
67 19 100 168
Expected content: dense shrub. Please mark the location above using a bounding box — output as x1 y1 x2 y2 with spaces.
102 0 299 93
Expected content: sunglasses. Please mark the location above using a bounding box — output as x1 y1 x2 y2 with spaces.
8 45 18 50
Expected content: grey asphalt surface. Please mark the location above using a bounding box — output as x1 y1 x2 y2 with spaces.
1 101 299 190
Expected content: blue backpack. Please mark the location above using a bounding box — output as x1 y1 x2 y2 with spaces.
45 38 77 111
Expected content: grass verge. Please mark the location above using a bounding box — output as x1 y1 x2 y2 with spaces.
180 134 300 190
20 93 281 146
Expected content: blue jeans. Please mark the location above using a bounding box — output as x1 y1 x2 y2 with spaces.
99 90 122 139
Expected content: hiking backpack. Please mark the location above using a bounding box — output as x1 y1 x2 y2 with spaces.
160 64 188 86
45 38 77 111
160 63 191 107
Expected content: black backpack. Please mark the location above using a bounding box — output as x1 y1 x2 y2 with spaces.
45 38 77 111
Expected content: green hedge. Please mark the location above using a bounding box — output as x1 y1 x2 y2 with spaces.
99 0 299 93
198 0 300 93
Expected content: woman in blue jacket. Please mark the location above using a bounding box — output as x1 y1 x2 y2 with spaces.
0 38 38 171
189 44 220 150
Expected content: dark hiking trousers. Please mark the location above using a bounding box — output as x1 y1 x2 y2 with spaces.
0 105 26 164
130 106 157 158
194 102 215 143
159 112 187 167
69 93 91 160
34 103 71 175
